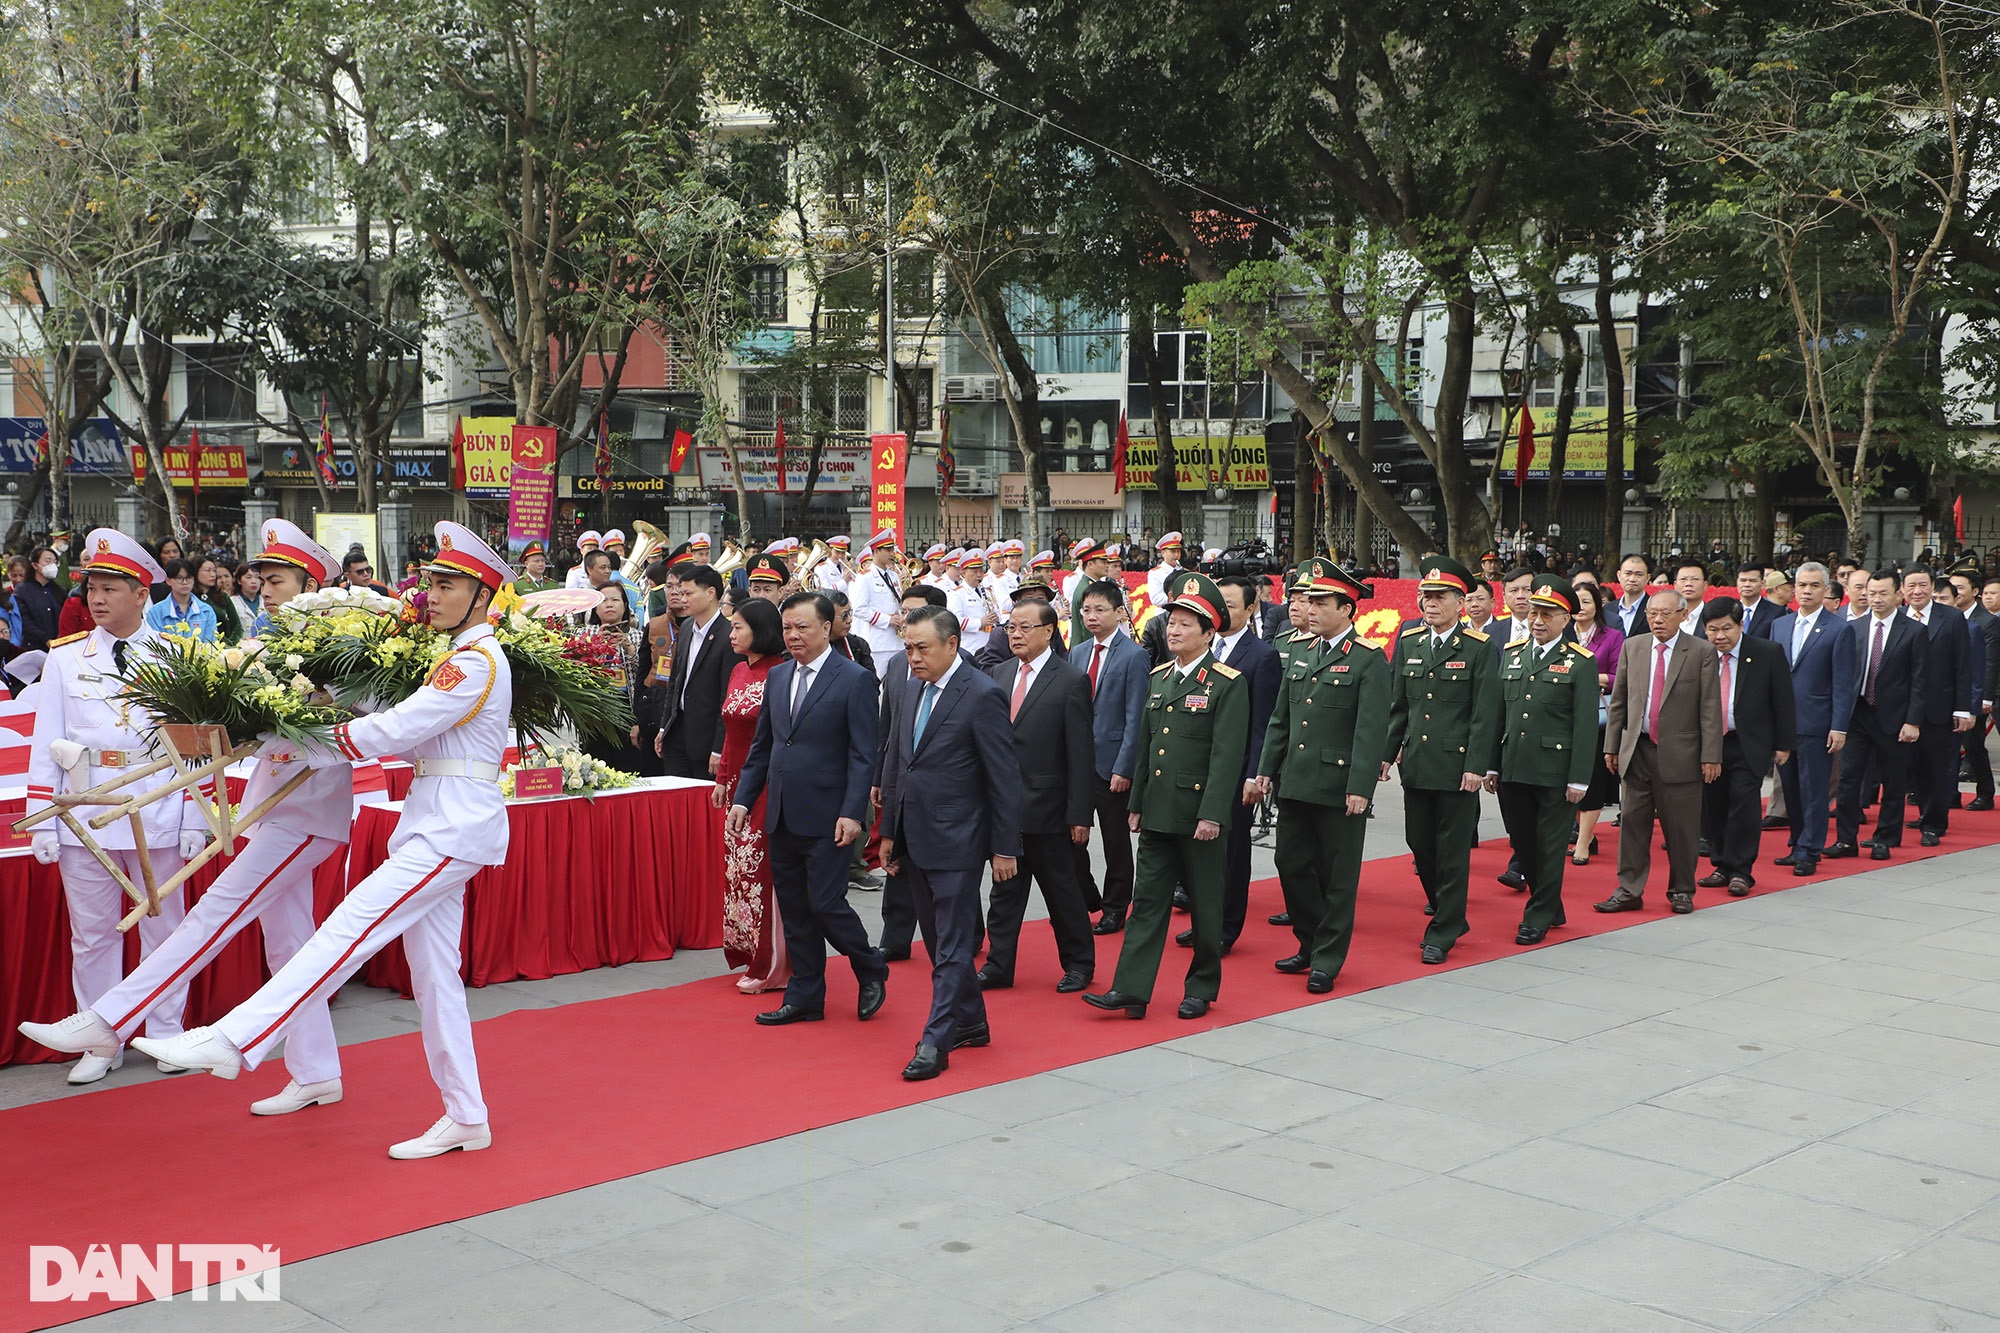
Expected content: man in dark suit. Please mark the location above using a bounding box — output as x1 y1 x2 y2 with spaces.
1461 580 1508 664
1735 563 1786 640
1175 575 1280 954
1831 570 1928 860
730 591 888 1026
1257 577 1290 640
877 605 1021 1080
1902 566 1973 843
979 599 1096 993
1597 589 1724 914
873 584 962 959
655 565 736 780
1071 580 1151 934
1608 553 1654 639
1696 598 1796 895
1771 562 1856 877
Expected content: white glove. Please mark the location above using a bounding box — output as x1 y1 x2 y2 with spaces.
32 831 59 865
179 830 210 860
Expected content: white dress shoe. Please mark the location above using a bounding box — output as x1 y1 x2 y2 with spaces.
250 1079 344 1116
388 1115 492 1160
20 1010 121 1058
66 1049 124 1085
131 1027 242 1080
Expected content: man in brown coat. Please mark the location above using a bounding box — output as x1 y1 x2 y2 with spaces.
1598 590 1724 914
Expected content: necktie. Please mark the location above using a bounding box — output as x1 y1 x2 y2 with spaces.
1792 616 1808 662
1089 642 1104 695
1647 641 1668 742
790 662 812 721
113 639 128 674
1011 661 1032 721
1865 619 1885 705
1720 650 1734 732
914 681 939 745
1213 636 1229 666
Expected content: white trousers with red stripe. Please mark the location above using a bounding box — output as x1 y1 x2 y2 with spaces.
59 846 188 1041
92 831 342 1086
214 848 486 1126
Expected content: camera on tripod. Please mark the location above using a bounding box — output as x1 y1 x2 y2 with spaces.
1207 538 1281 577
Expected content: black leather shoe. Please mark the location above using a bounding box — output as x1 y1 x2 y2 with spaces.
1420 944 1448 965
1496 870 1528 891
1176 997 1209 1020
1822 842 1858 859
951 1022 990 1050
1175 929 1194 948
882 948 912 962
755 1004 824 1026
1082 990 1147 1019
1268 911 1291 927
1969 797 1994 811
1172 888 1191 912
1698 871 1729 888
1593 893 1644 913
1668 893 1694 914
1761 814 1789 830
1515 925 1548 945
1092 909 1126 935
1305 970 1334 994
1792 859 1818 877
1906 818 1925 830
1775 851 1799 866
1423 903 1436 916
857 978 886 1021
1871 844 1892 861
1727 877 1753 897
1922 830 1942 847
1699 839 1713 858
1273 953 1311 974
974 966 1013 990
1056 970 1091 993
902 1045 948 1081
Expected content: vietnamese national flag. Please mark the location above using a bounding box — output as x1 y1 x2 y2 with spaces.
1113 412 1130 492
189 426 202 501
450 415 466 489
773 416 789 496
1955 493 1966 543
1514 401 1535 488
669 428 693 474
594 413 611 482
315 398 338 488
937 410 956 498
31 432 49 468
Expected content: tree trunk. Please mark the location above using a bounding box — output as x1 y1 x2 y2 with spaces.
1129 311 1180 536
1547 320 1581 532
1289 409 1313 564
1431 270 1495 562
1751 461 1775 562
1596 253 1626 562
1355 354 1375 565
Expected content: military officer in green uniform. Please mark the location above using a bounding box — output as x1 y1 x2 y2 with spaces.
1083 571 1249 1021
1254 558 1390 994
1490 575 1599 944
1385 556 1499 964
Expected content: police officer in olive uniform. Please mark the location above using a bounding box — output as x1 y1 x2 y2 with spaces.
1386 556 1499 965
1255 558 1390 994
1492 575 1600 944
1083 572 1249 1021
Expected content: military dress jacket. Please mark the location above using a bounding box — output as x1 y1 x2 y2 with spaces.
1257 632 1391 807
1125 651 1250 834
1386 624 1499 788
1497 638 1600 789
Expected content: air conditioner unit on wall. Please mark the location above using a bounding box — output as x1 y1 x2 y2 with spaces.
944 374 1002 402
953 465 997 495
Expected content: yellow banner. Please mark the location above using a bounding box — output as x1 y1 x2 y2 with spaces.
1496 408 1635 479
460 416 516 497
1123 435 1269 490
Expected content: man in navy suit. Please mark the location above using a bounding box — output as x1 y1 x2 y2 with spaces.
1735 563 1786 640
731 591 888 1026
873 584 966 960
1903 567 1975 843
1609 553 1654 638
1771 563 1856 876
877 605 1021 1081
1830 571 1928 860
1071 581 1151 934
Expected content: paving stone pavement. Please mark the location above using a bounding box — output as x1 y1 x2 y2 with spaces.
19 800 2000 1330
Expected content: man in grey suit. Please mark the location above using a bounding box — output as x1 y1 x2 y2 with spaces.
979 600 1097 993
1070 580 1151 934
877 606 1022 1081
1597 589 1724 914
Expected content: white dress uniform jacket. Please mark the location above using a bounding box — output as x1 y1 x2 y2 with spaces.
851 562 907 663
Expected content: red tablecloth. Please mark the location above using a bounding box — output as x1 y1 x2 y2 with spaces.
0 844 352 1067
331 780 723 997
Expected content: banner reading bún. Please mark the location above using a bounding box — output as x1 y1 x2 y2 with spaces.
456 416 516 498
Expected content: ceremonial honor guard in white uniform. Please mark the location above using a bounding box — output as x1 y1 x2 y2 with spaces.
564 530 603 589
948 549 1001 655
851 528 907 676
23 530 207 1083
1145 531 1186 609
814 534 854 596
22 523 355 1108
138 522 515 1160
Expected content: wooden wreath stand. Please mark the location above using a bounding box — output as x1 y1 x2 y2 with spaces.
10 722 313 932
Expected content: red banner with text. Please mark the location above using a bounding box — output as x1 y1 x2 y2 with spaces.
505 425 557 557
869 433 907 543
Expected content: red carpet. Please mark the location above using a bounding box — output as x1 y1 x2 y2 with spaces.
5 813 1995 1328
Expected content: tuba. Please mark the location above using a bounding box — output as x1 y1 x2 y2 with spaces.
711 540 746 576
797 539 831 585
622 519 667 583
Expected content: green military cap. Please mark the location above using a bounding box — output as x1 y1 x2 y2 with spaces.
1165 569 1227 631
664 541 699 572
1417 555 1477 596
1292 556 1372 601
745 552 790 586
1528 574 1577 615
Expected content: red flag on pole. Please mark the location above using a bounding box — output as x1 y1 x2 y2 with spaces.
189 427 202 502
1113 412 1130 493
594 413 611 483
315 398 338 488
1514 401 1535 488
669 429 693 474
450 415 466 489
937 410 956 498
1955 494 1966 544
773 417 789 496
